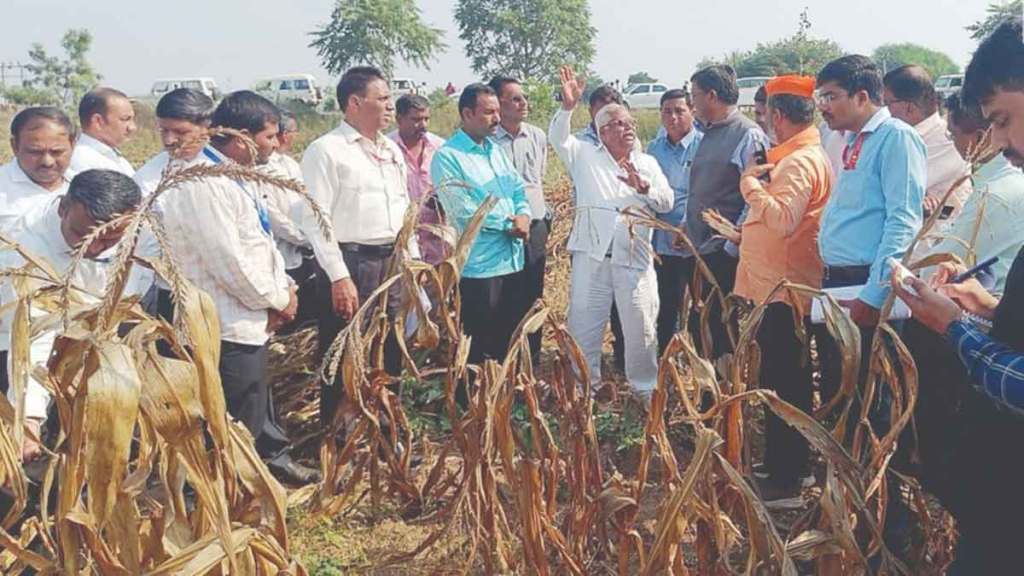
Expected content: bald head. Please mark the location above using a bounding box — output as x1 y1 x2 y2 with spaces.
883 65 937 125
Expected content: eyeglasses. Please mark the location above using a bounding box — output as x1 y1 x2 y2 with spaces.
815 91 842 106
601 119 637 132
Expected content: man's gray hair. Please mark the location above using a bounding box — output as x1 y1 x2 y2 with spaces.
594 103 629 133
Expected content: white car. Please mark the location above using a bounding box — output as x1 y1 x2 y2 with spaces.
150 77 221 101
390 78 421 98
737 77 771 109
935 74 965 101
623 83 670 109
253 74 323 105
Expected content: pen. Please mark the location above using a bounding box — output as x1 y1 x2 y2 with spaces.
951 256 999 284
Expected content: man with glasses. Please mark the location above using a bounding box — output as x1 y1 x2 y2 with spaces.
490 76 550 365
883 65 970 219
550 65 672 404
648 88 703 354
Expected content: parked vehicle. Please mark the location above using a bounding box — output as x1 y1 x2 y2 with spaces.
935 74 965 100
150 77 221 101
736 76 771 108
623 83 670 109
253 74 323 106
390 78 422 98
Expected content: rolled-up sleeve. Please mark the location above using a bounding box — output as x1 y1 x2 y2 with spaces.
948 319 1024 417
858 131 925 307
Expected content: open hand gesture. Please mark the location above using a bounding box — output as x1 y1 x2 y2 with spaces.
559 65 586 111
617 158 650 194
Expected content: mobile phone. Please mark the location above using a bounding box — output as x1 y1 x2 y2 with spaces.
938 204 955 220
754 143 771 182
886 257 918 296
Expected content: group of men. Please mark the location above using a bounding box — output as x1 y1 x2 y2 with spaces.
0 15 1022 572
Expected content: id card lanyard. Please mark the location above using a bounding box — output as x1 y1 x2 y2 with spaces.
202 147 272 235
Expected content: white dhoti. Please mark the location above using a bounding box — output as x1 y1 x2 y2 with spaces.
567 252 660 393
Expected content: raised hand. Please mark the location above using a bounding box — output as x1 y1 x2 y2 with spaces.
617 159 650 194
559 65 585 111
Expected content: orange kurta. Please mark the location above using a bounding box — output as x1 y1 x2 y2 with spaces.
734 125 833 311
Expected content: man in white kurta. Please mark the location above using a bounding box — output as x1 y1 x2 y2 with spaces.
549 66 672 398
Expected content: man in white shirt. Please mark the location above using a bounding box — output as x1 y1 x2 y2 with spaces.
67 87 136 178
301 66 414 431
884 65 971 219
134 88 216 196
264 111 311 280
0 107 75 232
158 91 317 484
0 169 141 461
550 66 673 400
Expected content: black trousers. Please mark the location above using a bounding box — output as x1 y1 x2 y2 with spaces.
460 272 526 366
520 218 550 364
315 245 403 430
758 302 812 483
219 341 269 439
157 289 292 460
0 351 7 396
674 250 738 359
655 254 691 354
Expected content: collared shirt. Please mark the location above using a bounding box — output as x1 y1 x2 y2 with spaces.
301 121 413 282
431 129 530 278
925 154 1024 293
494 122 548 219
0 160 68 233
947 319 1024 418
735 125 833 308
388 130 449 266
0 199 111 418
818 107 926 307
67 133 134 178
818 122 848 178
549 108 672 270
647 127 703 255
263 152 308 270
159 146 291 346
916 112 972 212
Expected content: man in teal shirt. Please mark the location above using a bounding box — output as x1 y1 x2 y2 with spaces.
432 83 532 367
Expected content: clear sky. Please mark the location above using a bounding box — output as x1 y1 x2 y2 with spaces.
0 0 992 97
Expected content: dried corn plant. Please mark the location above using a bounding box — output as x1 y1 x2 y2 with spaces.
0 127 325 574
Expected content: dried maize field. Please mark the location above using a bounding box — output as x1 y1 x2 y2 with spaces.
0 126 985 575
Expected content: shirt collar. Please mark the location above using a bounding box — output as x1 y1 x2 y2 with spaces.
655 127 699 150
767 125 821 164
856 106 891 138
495 123 524 142
914 112 944 137
388 130 441 154
338 120 382 145
453 129 494 154
79 132 122 159
975 153 1016 184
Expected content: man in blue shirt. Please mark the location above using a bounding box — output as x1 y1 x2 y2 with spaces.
647 88 703 353
431 83 532 370
814 55 925 402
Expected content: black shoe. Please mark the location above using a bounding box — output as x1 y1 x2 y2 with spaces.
267 454 322 485
752 474 805 510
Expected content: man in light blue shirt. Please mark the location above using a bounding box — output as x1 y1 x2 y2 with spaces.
647 88 704 353
431 83 532 369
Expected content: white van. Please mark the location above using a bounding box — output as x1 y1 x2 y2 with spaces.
390 78 420 98
150 77 221 101
737 76 771 108
253 74 323 106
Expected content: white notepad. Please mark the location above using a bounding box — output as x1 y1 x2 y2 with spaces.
810 285 912 325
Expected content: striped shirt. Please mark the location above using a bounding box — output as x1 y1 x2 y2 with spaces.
948 319 1024 417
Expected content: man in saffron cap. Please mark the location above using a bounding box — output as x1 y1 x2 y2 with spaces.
735 75 833 505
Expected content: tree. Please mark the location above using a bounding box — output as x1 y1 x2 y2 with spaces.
967 1 1023 40
1 29 101 107
454 0 596 81
309 0 445 77
695 9 842 78
871 43 960 79
627 72 657 85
